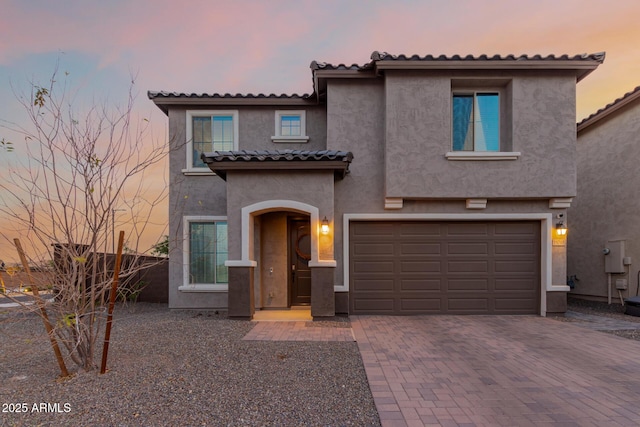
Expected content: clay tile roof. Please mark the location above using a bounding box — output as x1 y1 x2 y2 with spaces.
147 91 315 114
310 51 606 72
203 149 353 162
201 149 354 180
367 51 606 63
577 85 640 132
147 91 312 100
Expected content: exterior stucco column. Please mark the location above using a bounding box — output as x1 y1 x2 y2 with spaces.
227 266 255 319
310 266 335 318
548 239 568 314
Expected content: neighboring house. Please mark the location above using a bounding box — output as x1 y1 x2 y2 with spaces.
149 51 604 318
568 86 640 304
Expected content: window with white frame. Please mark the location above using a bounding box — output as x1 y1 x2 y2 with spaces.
272 110 309 143
452 92 500 152
185 111 238 172
181 216 228 291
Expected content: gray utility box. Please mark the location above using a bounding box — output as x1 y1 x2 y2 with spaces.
605 240 625 274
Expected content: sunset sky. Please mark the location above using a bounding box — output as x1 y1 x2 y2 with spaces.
1 0 639 263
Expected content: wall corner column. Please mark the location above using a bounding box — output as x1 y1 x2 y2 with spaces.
226 261 256 319
309 261 336 318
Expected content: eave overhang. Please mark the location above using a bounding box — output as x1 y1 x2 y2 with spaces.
147 92 316 115
201 149 353 181
371 59 602 81
368 52 605 82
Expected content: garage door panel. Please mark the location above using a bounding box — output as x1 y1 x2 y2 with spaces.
353 260 394 273
353 242 394 255
400 298 442 311
494 222 537 236
494 298 537 312
447 298 489 311
350 221 540 315
495 278 537 291
495 260 536 273
447 242 489 255
399 223 442 236
448 278 489 291
495 242 535 255
401 261 441 273
353 298 395 312
447 223 489 236
400 279 442 291
447 260 489 273
353 279 394 292
401 242 442 255
352 222 394 236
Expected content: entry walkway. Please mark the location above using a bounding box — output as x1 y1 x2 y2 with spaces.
242 315 355 341
351 315 640 426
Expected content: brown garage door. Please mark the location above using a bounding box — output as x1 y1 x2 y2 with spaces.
349 221 540 315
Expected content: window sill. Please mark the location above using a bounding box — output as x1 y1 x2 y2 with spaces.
445 151 521 161
181 168 216 176
179 284 228 292
271 136 309 143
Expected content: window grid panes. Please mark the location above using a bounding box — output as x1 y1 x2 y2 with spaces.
280 115 301 136
192 115 235 168
189 221 228 284
453 93 499 152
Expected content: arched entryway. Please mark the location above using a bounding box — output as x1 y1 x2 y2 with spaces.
226 199 336 319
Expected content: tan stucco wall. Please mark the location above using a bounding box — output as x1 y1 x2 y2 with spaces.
238 106 327 152
166 108 228 309
568 100 640 300
225 170 335 262
383 71 577 199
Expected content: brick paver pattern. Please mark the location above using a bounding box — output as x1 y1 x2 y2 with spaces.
243 321 355 342
351 315 640 427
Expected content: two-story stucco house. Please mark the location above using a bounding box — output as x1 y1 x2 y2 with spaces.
149 51 604 319
568 85 640 304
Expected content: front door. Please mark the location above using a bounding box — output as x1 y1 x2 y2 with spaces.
289 218 311 306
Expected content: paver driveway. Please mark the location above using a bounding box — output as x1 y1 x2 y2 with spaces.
351 315 640 427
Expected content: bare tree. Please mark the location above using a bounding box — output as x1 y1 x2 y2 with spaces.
0 67 169 372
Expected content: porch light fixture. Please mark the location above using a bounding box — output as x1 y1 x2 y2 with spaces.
556 221 567 236
321 217 330 235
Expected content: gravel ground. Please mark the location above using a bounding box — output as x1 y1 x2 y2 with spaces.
5 298 640 427
553 297 640 341
0 304 380 427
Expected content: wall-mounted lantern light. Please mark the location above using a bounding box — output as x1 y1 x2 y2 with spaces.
556 220 567 236
321 216 330 235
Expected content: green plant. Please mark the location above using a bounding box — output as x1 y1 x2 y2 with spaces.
151 236 169 257
117 280 147 303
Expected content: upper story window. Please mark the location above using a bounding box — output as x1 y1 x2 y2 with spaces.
272 110 309 143
447 81 519 161
185 110 238 173
452 92 499 152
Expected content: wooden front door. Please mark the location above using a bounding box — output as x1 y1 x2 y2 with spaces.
289 218 311 306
